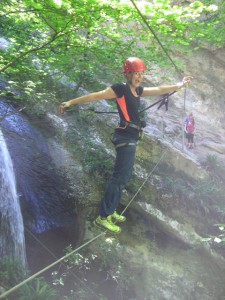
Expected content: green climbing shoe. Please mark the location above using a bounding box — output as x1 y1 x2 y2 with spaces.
95 216 121 233
111 211 126 222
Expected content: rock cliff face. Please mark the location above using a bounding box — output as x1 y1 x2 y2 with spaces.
184 46 225 128
143 45 225 164
1 29 225 298
38 45 225 300
2 36 224 298
47 45 225 296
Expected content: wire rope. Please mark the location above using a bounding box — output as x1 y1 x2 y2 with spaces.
0 116 185 299
24 227 101 299
129 0 183 78
0 1 190 299
120 127 185 218
0 231 106 299
129 0 189 150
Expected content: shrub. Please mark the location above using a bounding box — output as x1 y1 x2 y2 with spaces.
0 258 26 290
18 277 57 300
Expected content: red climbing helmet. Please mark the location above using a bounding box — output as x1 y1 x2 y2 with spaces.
123 57 146 73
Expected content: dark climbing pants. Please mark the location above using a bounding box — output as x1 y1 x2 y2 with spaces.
99 134 137 217
186 132 194 143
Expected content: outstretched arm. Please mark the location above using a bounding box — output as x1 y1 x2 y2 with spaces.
142 76 193 97
59 87 116 113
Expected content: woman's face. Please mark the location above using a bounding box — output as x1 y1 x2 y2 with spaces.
126 71 144 88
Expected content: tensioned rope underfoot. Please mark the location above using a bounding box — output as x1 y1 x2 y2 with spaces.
0 232 105 299
0 120 186 299
0 0 188 298
24 227 101 299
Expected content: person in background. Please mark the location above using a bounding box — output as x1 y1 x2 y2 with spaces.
59 57 193 233
185 113 195 149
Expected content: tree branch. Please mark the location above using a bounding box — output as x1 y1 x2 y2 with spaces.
0 30 71 73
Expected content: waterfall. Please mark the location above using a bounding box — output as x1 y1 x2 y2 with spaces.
0 128 27 268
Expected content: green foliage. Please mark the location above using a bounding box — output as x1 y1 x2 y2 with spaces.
63 110 114 180
18 277 57 300
164 175 223 215
195 0 225 46
202 224 225 248
0 258 26 290
0 259 57 300
202 154 225 183
204 153 220 171
125 174 144 195
164 176 189 198
52 245 117 300
82 145 114 178
165 175 217 199
0 0 224 112
90 237 131 292
51 243 124 300
192 179 221 201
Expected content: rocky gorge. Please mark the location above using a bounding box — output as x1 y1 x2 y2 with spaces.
42 44 225 299
1 40 225 299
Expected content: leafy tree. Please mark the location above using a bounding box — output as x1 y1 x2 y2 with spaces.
194 0 225 46
0 0 223 110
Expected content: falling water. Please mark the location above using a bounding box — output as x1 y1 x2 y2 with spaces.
0 128 27 268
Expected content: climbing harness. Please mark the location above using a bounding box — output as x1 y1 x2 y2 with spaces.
119 120 142 131
114 141 137 149
84 91 176 143
0 1 191 299
116 121 145 140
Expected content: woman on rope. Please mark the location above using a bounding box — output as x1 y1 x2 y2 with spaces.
59 57 193 233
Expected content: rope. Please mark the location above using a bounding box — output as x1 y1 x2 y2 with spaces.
182 88 187 150
122 151 167 216
82 91 176 115
129 0 183 78
121 124 185 217
24 228 101 299
0 232 106 299
0 113 186 300
0 2 190 299
0 119 185 299
139 91 176 113
129 0 189 149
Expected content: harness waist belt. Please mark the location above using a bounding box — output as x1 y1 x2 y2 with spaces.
115 142 136 149
123 121 141 130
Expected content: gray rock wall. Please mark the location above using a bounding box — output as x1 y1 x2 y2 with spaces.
182 46 225 129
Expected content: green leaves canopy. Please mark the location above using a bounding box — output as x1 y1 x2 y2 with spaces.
0 0 224 107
